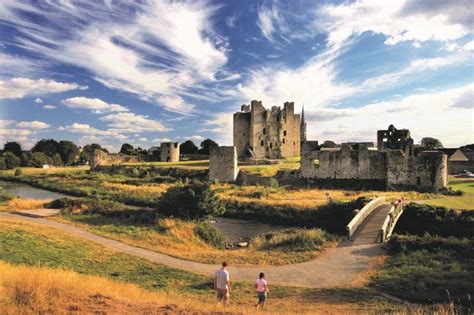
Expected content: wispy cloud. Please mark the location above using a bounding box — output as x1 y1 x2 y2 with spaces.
0 1 231 114
317 0 470 47
256 3 289 43
61 97 129 114
0 77 86 99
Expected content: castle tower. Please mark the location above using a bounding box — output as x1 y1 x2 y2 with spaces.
300 106 307 143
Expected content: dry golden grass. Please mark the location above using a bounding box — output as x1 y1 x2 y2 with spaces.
54 216 325 266
102 181 173 197
0 198 50 212
0 260 247 314
216 184 434 209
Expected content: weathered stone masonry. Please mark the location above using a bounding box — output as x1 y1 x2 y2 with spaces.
301 125 447 191
160 142 180 162
233 100 305 159
209 146 239 182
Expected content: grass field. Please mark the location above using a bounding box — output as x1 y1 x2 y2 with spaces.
0 216 403 314
416 178 474 210
54 214 333 266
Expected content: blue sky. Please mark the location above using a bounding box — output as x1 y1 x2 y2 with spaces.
0 0 472 151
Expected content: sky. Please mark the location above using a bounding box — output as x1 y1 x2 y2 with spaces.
0 0 473 152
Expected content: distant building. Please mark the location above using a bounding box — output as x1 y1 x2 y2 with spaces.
439 147 474 174
160 142 179 162
233 100 305 160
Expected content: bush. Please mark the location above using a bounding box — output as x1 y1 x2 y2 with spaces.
14 168 22 176
0 190 15 203
195 221 225 248
157 180 225 219
394 203 474 238
372 234 474 305
441 187 464 196
251 228 333 251
47 197 126 216
3 152 21 169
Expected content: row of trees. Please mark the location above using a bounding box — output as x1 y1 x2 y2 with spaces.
119 139 219 156
0 140 108 170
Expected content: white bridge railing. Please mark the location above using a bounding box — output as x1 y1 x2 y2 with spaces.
346 196 386 239
379 198 405 243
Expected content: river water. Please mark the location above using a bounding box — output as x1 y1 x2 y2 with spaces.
0 180 67 200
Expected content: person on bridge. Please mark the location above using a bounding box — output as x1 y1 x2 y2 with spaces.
254 272 269 310
213 261 231 307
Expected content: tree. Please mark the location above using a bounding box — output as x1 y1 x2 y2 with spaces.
0 157 6 170
120 143 134 155
32 139 60 157
180 140 198 154
21 151 52 168
3 141 22 156
80 143 107 162
3 152 21 169
156 180 225 219
420 137 443 149
197 139 218 155
321 140 337 148
58 140 79 165
51 153 63 166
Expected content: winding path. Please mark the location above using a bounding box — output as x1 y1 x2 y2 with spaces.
0 212 383 288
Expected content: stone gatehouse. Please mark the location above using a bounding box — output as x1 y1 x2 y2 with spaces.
233 100 306 160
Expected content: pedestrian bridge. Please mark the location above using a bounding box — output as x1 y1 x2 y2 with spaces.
346 196 404 245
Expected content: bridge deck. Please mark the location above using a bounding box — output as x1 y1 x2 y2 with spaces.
350 204 392 245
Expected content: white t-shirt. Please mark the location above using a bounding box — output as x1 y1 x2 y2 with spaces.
215 268 229 290
256 278 267 292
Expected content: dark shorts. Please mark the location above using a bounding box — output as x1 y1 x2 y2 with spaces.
217 288 229 302
257 291 267 302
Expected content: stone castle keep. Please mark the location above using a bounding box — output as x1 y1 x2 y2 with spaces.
300 125 447 191
233 100 306 159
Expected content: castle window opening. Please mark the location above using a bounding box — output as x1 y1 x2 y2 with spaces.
270 143 273 149
284 130 287 136
283 138 285 143
263 128 266 135
416 177 421 185
260 140 264 146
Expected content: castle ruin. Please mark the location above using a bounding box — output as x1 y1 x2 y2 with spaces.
233 100 305 160
300 125 447 191
160 142 179 162
209 146 239 182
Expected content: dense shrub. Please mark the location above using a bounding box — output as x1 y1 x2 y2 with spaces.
0 190 15 203
156 180 225 219
14 168 22 176
3 152 21 169
372 234 473 305
47 197 137 216
251 228 334 251
195 221 225 248
394 203 474 238
223 197 369 235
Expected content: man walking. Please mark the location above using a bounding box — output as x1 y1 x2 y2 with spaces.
213 261 231 306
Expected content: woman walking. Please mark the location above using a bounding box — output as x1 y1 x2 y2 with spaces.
255 272 268 310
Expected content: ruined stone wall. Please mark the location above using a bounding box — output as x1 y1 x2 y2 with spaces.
301 143 447 191
160 142 180 162
209 146 239 183
233 111 251 158
90 150 141 170
301 142 386 180
234 100 301 159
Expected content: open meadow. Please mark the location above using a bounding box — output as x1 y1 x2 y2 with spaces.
0 163 472 313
